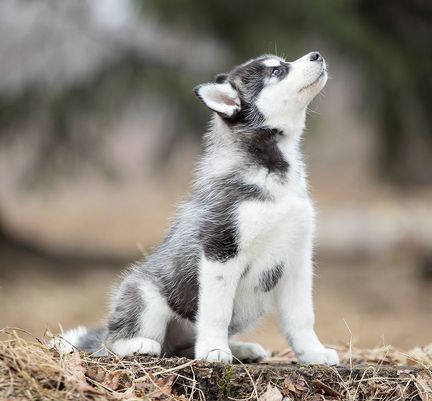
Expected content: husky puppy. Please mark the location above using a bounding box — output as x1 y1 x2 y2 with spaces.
60 51 339 365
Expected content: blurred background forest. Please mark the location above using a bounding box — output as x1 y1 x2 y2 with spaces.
0 0 431 352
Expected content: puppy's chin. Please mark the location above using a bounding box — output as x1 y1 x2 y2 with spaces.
299 70 327 95
318 70 328 89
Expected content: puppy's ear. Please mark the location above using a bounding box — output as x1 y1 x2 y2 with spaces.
194 83 240 118
214 73 228 83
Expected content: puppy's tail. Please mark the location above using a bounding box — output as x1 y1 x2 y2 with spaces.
50 326 109 356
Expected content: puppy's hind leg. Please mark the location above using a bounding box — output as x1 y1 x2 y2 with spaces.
106 277 173 357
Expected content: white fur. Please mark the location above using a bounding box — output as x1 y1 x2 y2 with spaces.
263 58 282 67
111 337 161 357
51 325 88 353
60 52 339 366
137 280 173 343
195 256 245 363
257 53 327 134
196 83 240 117
194 52 337 365
109 279 173 357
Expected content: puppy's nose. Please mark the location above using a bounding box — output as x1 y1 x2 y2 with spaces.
309 51 322 62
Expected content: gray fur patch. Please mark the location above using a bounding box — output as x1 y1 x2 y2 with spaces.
138 172 270 321
77 326 108 355
228 311 255 336
198 173 269 263
259 263 285 292
241 264 251 279
130 171 270 322
239 128 289 177
107 282 145 340
159 250 200 321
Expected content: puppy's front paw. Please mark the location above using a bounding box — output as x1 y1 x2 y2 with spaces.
196 343 233 363
206 349 233 363
298 347 339 366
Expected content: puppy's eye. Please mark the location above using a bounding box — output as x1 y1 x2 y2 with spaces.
271 67 282 77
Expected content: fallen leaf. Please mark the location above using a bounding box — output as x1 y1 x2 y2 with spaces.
135 379 154 394
102 370 122 390
155 374 176 394
260 384 283 401
64 351 103 394
86 366 106 382
283 377 297 393
136 374 176 400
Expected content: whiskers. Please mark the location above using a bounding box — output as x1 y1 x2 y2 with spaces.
270 42 286 60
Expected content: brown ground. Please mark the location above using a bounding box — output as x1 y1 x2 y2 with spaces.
1 329 431 401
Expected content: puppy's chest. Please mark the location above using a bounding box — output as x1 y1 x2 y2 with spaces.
237 183 313 254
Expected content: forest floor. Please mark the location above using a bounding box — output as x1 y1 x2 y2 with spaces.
1 329 431 401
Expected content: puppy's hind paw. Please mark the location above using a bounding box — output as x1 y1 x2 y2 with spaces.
110 337 161 357
230 341 268 363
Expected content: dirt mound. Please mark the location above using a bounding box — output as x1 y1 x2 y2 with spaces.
1 329 431 400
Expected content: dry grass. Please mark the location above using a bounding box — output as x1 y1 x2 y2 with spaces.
1 328 431 401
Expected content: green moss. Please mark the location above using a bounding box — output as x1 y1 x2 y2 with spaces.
217 365 235 397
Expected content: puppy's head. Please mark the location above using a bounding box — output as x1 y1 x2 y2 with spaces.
194 52 327 130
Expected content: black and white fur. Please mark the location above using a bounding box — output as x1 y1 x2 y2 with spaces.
57 52 339 365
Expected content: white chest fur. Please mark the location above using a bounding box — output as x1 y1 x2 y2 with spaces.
238 156 314 256
229 170 315 334
239 189 313 253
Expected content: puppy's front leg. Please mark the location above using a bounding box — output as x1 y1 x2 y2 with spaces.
195 256 242 363
275 238 339 365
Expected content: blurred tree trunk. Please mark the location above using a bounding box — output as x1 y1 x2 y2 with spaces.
359 0 432 185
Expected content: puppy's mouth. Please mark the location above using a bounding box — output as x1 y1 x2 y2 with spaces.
298 68 327 93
